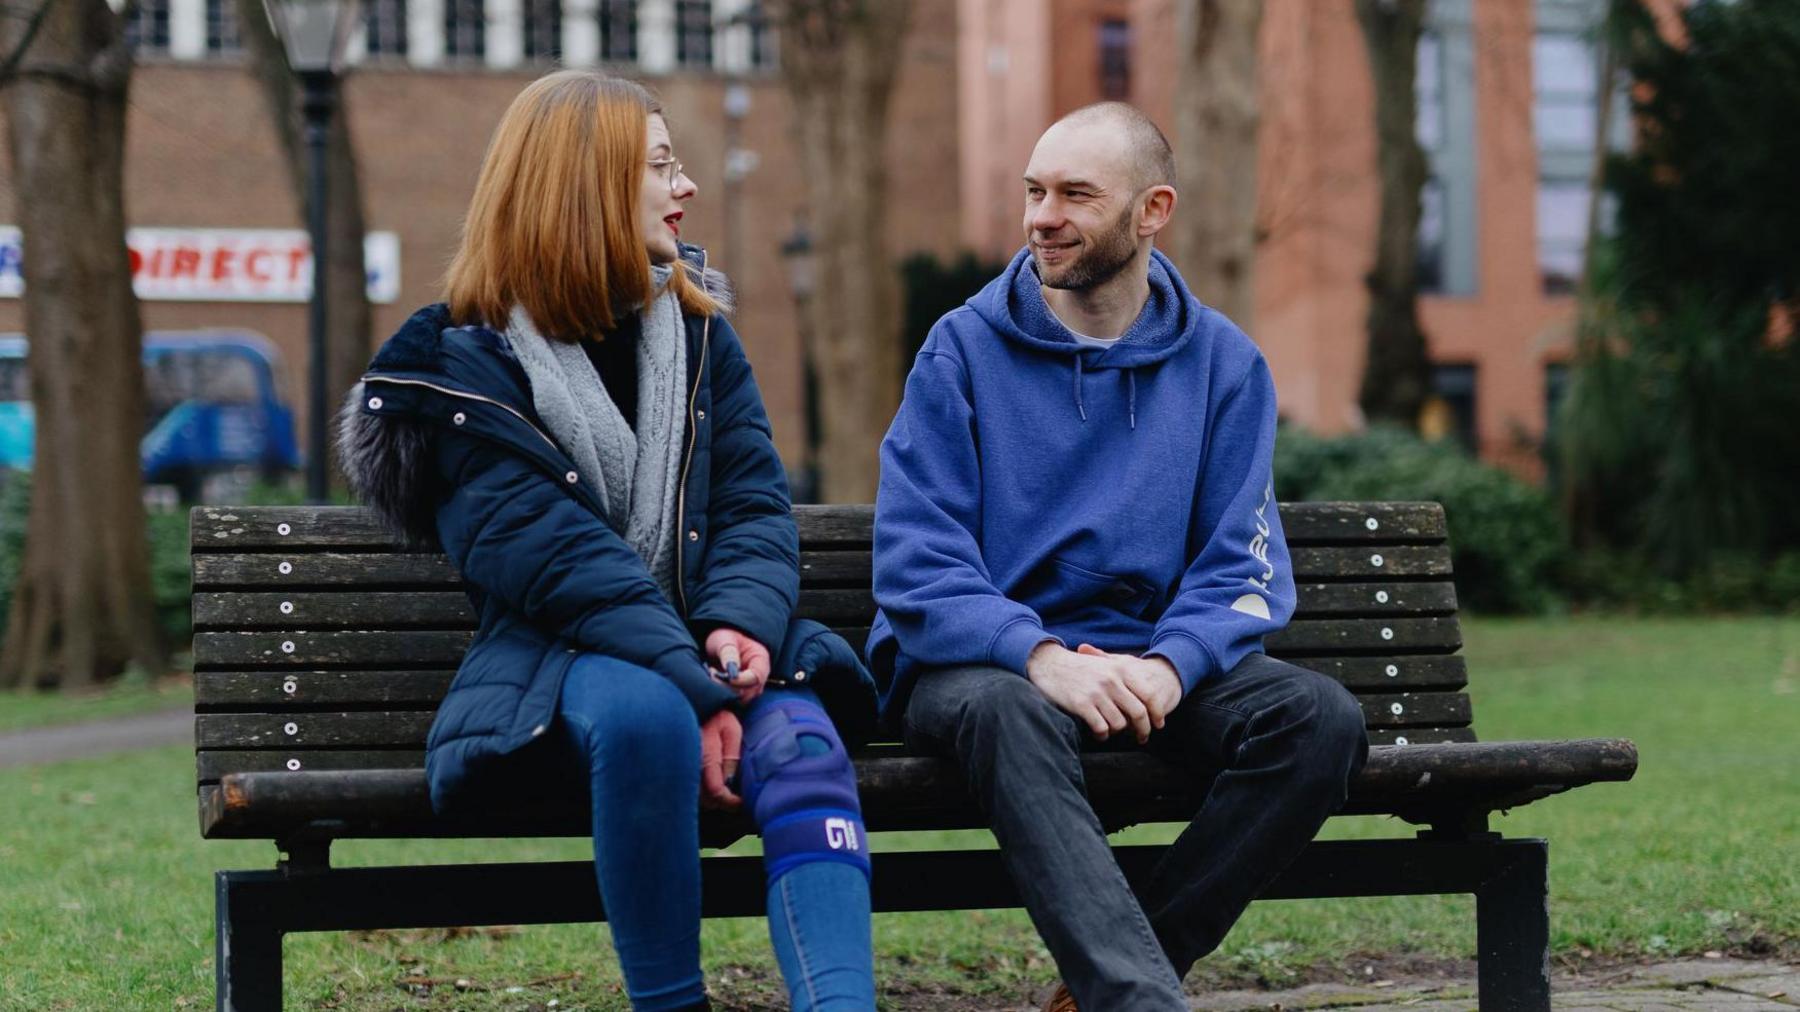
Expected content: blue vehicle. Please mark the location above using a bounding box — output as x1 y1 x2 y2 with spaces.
0 332 302 499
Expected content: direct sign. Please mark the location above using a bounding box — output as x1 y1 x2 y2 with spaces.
0 227 400 304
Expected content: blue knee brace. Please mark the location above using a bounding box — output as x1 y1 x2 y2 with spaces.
739 698 870 882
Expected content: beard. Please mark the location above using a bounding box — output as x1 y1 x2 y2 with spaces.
1033 204 1139 291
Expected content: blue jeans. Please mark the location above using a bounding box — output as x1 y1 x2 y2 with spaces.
551 654 874 1011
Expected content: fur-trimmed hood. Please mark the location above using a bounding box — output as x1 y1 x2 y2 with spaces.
337 247 734 550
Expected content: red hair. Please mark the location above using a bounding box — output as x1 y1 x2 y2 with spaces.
444 71 717 339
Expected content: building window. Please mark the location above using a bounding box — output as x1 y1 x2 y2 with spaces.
1532 25 1603 293
1417 176 1446 293
746 0 774 70
365 0 409 57
1424 363 1478 453
1414 28 1450 292
1098 19 1130 101
445 0 486 60
523 0 562 61
1542 360 1570 487
598 0 637 61
1536 179 1591 295
206 0 241 53
127 0 172 53
676 0 712 68
1544 361 1569 435
1412 6 1480 297
1416 30 1444 150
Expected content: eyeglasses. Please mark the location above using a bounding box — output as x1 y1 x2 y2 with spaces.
647 156 685 193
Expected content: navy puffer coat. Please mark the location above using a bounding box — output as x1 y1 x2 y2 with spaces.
338 247 874 811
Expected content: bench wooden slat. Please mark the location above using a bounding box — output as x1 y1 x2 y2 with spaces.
193 653 1471 710
1284 655 1467 689
1292 581 1457 616
1270 502 1447 543
192 631 477 668
1289 545 1451 578
192 553 460 589
190 502 1448 551
795 548 1455 586
196 737 1635 839
193 614 1461 669
194 592 473 630
196 712 437 748
193 545 1453 591
195 582 1463 632
195 731 1471 789
195 670 459 706
193 726 1476 784
197 749 426 781
192 692 1468 751
1265 616 1460 654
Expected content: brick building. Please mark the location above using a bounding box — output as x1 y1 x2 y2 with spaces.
1 0 1621 478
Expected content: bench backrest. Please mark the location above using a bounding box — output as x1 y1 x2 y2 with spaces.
191 502 1469 795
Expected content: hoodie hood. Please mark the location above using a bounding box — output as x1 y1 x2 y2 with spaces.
971 246 1199 367
967 246 1202 427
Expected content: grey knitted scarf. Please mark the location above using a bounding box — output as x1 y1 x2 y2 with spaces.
504 264 687 602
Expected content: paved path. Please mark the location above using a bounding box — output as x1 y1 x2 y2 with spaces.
0 705 190 768
1182 958 1797 1012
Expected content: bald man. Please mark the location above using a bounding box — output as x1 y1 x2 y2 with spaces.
867 104 1369 1010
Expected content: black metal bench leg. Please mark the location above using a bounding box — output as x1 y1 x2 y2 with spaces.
1475 839 1550 1011
216 872 283 1012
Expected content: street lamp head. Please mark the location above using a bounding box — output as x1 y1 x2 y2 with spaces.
724 84 752 120
262 0 361 73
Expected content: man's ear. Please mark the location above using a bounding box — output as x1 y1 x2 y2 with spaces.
1139 185 1177 237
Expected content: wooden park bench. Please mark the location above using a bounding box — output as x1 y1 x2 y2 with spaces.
191 501 1637 1011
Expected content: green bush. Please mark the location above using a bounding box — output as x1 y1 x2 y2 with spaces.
1275 426 1566 613
0 472 27 643
0 476 308 657
899 251 1007 371
1566 548 1800 615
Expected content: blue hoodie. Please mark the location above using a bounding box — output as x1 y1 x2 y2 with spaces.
866 247 1296 722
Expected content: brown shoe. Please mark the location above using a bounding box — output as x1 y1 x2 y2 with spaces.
1041 983 1078 1012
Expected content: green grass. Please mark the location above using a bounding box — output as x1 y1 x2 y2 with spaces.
0 616 1794 1009
0 672 193 734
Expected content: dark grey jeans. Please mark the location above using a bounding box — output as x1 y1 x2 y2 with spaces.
902 653 1369 1010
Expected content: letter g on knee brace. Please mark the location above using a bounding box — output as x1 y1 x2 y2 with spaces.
738 698 870 882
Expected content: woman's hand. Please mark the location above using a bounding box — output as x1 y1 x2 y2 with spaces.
699 709 743 811
704 627 772 705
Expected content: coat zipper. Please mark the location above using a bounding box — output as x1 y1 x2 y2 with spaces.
359 374 565 456
673 250 711 616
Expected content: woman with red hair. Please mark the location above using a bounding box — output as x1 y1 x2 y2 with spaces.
340 71 877 1011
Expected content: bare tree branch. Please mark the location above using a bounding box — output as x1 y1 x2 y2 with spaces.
0 0 59 86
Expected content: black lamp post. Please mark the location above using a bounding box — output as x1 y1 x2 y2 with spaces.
262 0 358 503
779 219 820 503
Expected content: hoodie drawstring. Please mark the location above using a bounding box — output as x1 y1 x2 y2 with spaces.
1071 355 1138 430
1073 354 1088 422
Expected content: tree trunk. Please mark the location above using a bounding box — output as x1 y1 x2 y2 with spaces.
0 0 167 690
1172 0 1263 331
1354 0 1432 430
235 0 372 493
771 0 910 502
